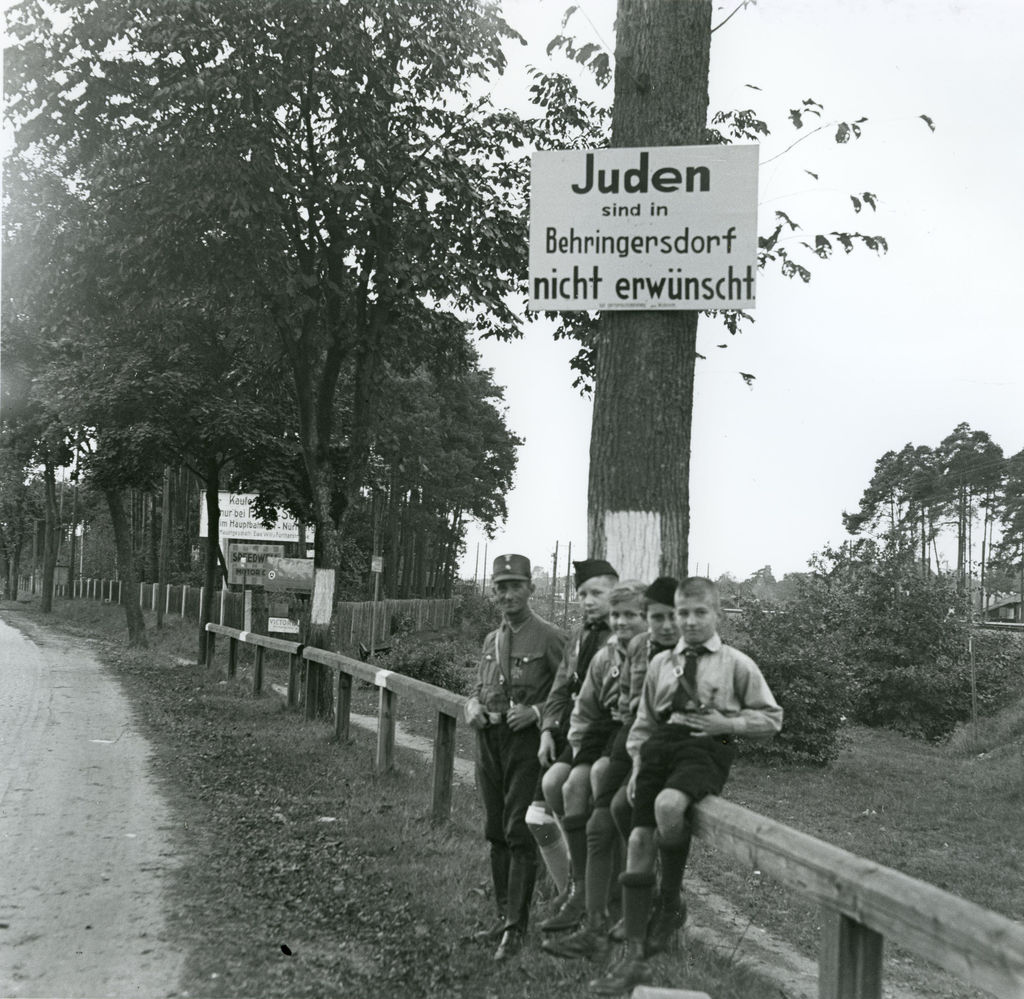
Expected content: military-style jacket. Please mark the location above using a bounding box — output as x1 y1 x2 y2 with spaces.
540 620 610 734
472 612 567 713
567 633 629 753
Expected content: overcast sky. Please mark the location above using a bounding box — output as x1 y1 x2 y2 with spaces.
458 0 1024 585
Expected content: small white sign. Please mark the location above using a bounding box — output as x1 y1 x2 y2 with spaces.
529 144 759 311
269 617 300 634
371 556 383 574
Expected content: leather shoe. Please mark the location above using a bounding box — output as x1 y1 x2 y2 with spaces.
541 924 609 960
473 917 507 943
644 899 687 956
539 885 586 932
588 955 653 994
493 927 523 962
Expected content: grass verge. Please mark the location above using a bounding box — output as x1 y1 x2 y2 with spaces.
2 598 775 999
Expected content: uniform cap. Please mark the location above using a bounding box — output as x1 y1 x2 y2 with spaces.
492 553 532 583
643 576 679 608
573 558 618 589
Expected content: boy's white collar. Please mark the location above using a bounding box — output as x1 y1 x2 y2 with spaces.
674 633 722 654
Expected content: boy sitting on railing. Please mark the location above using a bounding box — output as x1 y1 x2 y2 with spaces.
590 576 783 995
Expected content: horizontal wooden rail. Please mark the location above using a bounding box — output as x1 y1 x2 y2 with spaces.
301 645 463 822
205 623 302 698
202 623 1024 998
693 795 1024 998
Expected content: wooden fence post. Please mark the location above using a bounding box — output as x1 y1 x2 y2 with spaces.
182 584 187 618
335 670 352 743
303 660 316 721
376 685 396 774
205 628 216 669
253 646 264 695
819 909 884 999
288 652 300 707
431 712 457 822
228 636 238 678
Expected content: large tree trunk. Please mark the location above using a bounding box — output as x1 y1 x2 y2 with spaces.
588 0 712 579
198 460 221 664
104 486 147 646
40 461 59 612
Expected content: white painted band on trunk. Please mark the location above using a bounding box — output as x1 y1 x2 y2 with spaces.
604 510 662 581
310 567 336 625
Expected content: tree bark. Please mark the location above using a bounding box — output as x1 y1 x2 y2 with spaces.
40 461 59 612
198 459 221 663
588 0 712 579
104 486 147 646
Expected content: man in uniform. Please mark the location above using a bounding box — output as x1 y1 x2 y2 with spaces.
465 554 568 960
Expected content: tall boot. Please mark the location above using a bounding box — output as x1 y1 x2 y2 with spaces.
495 849 537 962
474 841 509 943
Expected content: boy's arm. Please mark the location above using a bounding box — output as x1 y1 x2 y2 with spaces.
540 640 574 732
729 654 783 736
567 651 606 753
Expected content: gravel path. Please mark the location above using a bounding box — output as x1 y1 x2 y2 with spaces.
0 615 185 998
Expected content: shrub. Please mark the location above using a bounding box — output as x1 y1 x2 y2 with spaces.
378 633 475 696
732 589 851 766
451 588 501 645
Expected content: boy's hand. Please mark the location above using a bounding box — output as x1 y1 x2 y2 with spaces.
626 771 638 805
506 703 537 731
464 697 488 730
538 729 557 766
679 708 734 737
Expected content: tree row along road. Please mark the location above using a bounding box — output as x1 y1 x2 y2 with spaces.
0 616 185 998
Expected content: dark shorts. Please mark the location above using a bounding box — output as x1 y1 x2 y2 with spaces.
592 724 632 809
632 725 736 829
574 718 621 766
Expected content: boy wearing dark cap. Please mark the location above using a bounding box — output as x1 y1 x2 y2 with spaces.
541 579 647 955
590 577 782 994
529 558 618 931
544 577 680 960
464 554 568 961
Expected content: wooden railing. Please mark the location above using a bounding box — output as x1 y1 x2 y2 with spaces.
202 623 1024 999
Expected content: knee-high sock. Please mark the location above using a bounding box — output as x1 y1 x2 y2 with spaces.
526 803 570 894
656 824 692 910
585 807 617 923
619 870 657 944
561 812 589 889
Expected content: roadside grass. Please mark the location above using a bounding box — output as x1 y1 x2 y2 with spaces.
194 607 1024 997
2 597 776 999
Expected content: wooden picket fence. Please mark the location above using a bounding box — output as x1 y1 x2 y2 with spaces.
202 621 1024 999
43 576 453 646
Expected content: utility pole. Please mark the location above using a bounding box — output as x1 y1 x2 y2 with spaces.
588 0 712 579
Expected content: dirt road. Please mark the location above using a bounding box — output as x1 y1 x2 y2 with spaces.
0 614 185 998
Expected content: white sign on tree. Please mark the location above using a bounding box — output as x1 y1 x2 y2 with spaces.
529 145 759 311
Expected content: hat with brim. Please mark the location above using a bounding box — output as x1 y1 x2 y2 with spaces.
492 553 532 583
573 558 618 589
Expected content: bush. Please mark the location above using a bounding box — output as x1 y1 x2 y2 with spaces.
451 588 501 645
378 633 475 696
732 590 851 766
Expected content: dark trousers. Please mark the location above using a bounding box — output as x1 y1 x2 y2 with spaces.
477 723 542 930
